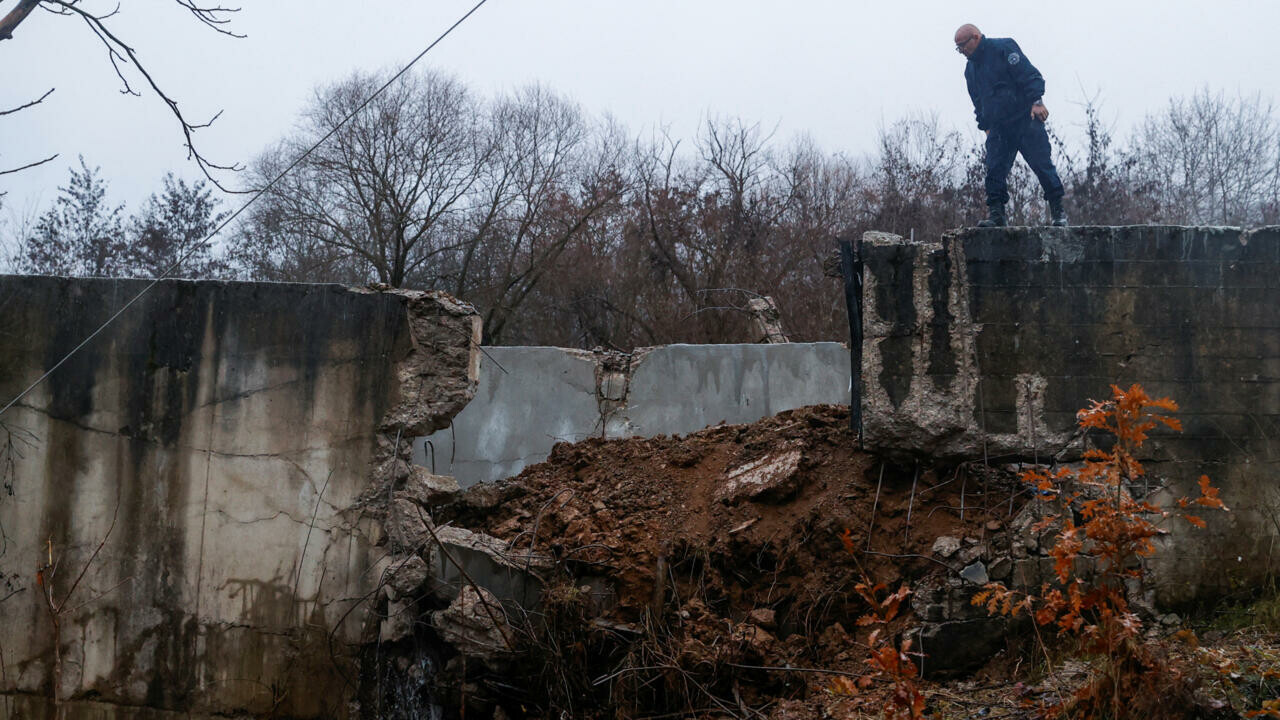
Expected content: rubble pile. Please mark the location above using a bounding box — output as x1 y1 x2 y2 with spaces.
370 405 1047 718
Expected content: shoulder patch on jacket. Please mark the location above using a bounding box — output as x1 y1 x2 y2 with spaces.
1008 52 1021 65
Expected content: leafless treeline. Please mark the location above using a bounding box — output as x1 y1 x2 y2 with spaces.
11 70 1280 348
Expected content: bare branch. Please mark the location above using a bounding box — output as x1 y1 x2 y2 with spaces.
0 152 59 177
32 0 243 190
173 0 244 37
0 0 41 40
0 87 54 116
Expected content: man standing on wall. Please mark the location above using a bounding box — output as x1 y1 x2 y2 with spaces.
955 23 1068 227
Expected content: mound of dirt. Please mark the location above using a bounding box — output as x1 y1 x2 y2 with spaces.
432 405 1029 718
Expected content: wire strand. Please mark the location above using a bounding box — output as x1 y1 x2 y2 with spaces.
0 0 490 421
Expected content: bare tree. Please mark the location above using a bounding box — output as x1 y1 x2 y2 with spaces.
230 74 629 344
0 0 241 187
1131 89 1280 225
233 69 488 287
455 85 629 343
1050 94 1158 225
225 69 1278 349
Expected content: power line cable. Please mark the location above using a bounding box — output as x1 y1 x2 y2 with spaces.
0 0 489 421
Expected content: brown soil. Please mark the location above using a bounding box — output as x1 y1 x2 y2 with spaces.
436 404 1030 718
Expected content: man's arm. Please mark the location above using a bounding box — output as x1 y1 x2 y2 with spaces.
965 67 987 131
1004 40 1046 109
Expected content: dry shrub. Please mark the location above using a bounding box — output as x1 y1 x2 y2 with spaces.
973 384 1229 719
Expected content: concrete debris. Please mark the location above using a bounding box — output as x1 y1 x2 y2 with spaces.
380 290 482 437
428 525 552 607
718 448 804 502
914 618 1006 676
386 554 432 598
748 608 777 629
960 561 989 585
988 556 1012 581
403 466 461 506
431 585 512 660
931 536 961 558
747 296 790 344
386 494 434 553
433 525 552 573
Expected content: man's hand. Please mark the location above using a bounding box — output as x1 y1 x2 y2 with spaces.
985 129 990 136
1031 102 1049 122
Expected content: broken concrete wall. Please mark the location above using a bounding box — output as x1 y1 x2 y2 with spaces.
0 276 478 719
860 226 1280 603
416 343 852 487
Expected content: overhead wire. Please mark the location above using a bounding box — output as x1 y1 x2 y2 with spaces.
0 0 490 421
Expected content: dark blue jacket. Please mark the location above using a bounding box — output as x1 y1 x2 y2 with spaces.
964 37 1045 131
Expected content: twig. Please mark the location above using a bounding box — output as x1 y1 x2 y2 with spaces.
904 462 919 544
0 87 54 116
866 462 884 551
39 0 243 190
0 153 59 177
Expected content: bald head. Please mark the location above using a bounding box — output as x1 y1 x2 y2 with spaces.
954 24 982 57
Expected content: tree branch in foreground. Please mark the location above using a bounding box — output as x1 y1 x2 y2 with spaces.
1 1 243 190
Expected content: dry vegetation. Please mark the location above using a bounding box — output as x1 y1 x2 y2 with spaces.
8 72 1280 348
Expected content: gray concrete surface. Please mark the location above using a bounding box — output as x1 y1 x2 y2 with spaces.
416 347 603 485
417 343 852 487
0 276 479 720
860 226 1280 604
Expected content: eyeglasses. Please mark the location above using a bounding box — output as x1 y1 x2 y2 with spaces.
955 36 976 53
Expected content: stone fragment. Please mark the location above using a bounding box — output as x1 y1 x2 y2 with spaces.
958 544 986 565
931 536 961 558
717 448 803 503
914 618 1006 677
431 585 513 660
985 520 1002 531
734 622 777 654
988 556 1013 581
748 608 777 629
387 554 431 597
960 561 989 585
402 467 461 506
386 495 434 553
1012 557 1054 589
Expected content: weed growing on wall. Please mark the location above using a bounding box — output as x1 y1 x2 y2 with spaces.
973 384 1229 718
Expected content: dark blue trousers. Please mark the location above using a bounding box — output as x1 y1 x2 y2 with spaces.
984 115 1065 210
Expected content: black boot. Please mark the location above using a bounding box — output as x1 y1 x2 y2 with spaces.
977 207 1006 227
1049 199 1068 227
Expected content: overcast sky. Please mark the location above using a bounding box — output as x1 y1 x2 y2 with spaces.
2 0 1278 220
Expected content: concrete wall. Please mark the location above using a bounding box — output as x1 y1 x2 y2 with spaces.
417 343 852 487
0 276 479 719
859 226 1280 603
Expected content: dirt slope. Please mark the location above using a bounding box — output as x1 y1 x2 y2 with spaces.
435 404 1027 717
